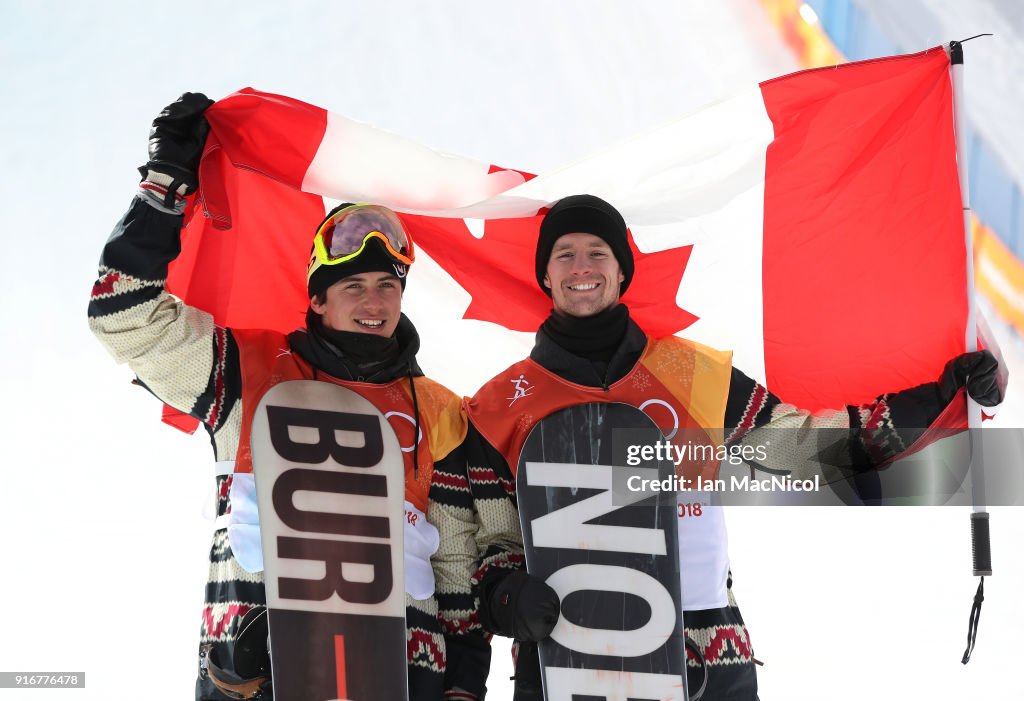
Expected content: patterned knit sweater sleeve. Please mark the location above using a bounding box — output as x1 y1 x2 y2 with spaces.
463 420 527 611
428 442 493 699
87 191 242 458
723 366 947 476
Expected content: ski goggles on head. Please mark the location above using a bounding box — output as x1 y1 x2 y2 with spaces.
306 204 416 281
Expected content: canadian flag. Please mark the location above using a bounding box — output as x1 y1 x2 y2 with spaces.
166 45 981 431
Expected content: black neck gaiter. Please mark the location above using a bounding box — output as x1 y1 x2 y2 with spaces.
294 308 408 381
539 303 629 363
319 326 400 368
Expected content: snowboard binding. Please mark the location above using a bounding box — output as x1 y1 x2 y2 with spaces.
200 606 272 700
684 635 709 701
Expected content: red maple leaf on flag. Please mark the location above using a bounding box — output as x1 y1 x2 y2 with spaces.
402 211 697 337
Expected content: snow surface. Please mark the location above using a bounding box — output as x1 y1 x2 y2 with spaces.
1 1 1021 699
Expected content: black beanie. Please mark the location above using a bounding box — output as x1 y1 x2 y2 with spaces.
535 194 634 296
307 204 410 299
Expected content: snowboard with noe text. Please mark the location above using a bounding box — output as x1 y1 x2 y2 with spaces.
251 380 409 701
517 401 688 700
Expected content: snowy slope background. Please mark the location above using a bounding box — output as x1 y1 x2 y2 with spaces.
1 1 1022 699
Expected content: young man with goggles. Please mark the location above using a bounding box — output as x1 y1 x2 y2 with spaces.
89 94 489 701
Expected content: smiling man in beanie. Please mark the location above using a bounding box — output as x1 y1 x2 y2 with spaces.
461 193 1003 700
534 194 634 321
89 94 489 701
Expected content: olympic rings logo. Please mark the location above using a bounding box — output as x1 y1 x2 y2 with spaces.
384 411 424 453
638 398 679 439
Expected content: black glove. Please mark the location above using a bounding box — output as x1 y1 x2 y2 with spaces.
140 92 214 206
939 350 1002 407
480 570 560 642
